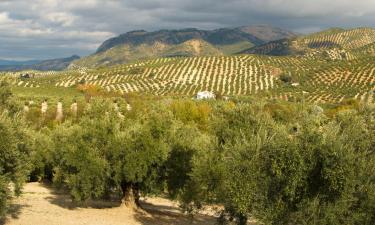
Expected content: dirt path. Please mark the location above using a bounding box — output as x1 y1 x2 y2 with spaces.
4 183 217 225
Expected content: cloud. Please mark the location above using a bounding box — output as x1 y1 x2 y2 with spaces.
0 0 374 60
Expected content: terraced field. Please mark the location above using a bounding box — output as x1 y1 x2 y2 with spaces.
246 27 375 58
301 28 375 50
305 58 375 103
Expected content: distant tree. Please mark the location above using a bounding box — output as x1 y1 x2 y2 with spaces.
78 78 86 85
279 73 292 83
129 67 145 75
0 81 12 106
214 92 223 100
0 81 19 114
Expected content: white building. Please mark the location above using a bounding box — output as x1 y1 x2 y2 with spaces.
196 91 216 100
291 83 300 87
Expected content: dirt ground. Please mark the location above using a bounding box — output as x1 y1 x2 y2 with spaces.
3 182 217 225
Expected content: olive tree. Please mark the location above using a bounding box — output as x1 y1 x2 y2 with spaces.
0 113 30 218
108 105 174 206
183 102 375 225
50 100 175 206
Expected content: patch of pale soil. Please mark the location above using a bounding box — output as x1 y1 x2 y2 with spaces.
4 183 217 225
187 39 202 55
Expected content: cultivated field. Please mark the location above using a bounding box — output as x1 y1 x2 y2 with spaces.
2 53 374 105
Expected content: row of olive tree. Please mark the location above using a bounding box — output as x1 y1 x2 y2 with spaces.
2 82 374 225
181 102 375 225
29 99 212 208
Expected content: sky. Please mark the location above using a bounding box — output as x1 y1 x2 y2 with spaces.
0 0 374 60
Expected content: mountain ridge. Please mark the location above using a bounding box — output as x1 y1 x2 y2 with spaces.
72 25 297 68
241 27 375 56
0 55 80 71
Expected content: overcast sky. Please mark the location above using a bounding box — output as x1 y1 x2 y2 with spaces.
0 0 374 60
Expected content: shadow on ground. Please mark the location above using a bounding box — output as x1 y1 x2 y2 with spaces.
0 202 31 225
30 182 218 225
135 201 217 225
42 183 122 210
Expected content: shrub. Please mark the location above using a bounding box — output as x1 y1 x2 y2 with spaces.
279 73 292 83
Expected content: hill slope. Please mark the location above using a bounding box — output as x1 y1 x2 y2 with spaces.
162 39 223 57
242 27 375 56
239 25 297 42
70 40 222 68
8 52 374 105
72 26 296 67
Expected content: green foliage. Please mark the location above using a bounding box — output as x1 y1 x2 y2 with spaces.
42 100 175 203
0 81 12 106
128 67 145 75
181 102 375 225
109 106 173 198
0 175 8 218
169 100 212 130
0 81 20 114
52 123 108 201
1 92 374 224
29 129 55 181
166 124 214 200
279 73 292 83
0 112 31 219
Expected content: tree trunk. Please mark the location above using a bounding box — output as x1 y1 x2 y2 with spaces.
120 182 140 208
133 183 141 207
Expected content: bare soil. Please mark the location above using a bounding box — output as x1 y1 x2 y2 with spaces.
3 182 217 225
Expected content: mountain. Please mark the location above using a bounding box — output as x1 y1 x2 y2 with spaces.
238 25 297 42
95 28 266 54
0 59 41 66
71 26 296 68
0 55 80 71
162 39 223 57
241 27 375 56
30 55 80 71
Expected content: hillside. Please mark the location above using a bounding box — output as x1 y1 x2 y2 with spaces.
70 40 222 68
71 26 296 68
162 39 223 57
242 27 375 56
5 49 375 105
0 55 80 71
94 28 264 54
239 25 297 42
